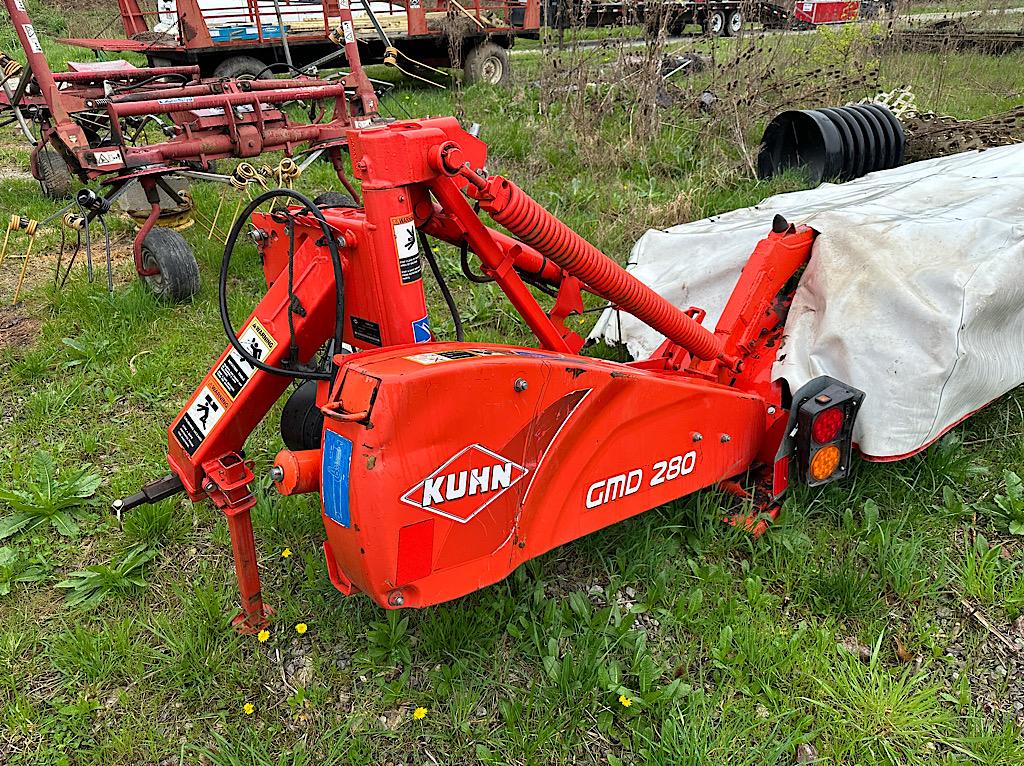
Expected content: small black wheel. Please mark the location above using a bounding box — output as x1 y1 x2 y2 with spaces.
725 10 743 36
312 191 358 208
140 227 200 302
36 147 73 199
281 380 324 451
463 41 510 86
213 55 272 81
704 10 727 37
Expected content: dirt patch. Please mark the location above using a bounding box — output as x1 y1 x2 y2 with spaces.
0 303 40 349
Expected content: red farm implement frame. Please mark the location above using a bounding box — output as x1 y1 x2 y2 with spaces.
61 0 540 85
0 0 380 301
112 113 866 629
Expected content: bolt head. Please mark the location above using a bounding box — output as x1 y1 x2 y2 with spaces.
388 591 405 607
269 465 284 483
692 432 703 442
720 434 731 443
767 406 777 415
514 378 528 392
204 482 216 493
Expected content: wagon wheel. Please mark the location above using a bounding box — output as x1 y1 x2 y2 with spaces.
463 42 510 86
725 10 743 37
704 10 727 37
213 55 272 81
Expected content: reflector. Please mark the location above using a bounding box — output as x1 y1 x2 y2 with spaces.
811 406 844 444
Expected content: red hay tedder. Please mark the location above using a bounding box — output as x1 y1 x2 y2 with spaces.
1 0 380 300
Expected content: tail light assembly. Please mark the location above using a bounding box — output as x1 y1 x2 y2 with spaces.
795 380 865 487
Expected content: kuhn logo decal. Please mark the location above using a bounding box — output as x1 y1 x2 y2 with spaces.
401 445 527 523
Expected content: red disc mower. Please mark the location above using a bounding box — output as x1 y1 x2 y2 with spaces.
114 115 865 630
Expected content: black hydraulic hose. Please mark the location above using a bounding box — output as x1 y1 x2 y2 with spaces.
220 188 345 381
460 240 493 284
419 232 464 342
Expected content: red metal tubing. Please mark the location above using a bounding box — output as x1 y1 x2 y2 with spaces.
475 176 725 361
53 66 201 84
108 82 350 117
120 122 345 166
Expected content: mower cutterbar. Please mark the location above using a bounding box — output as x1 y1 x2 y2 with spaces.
118 117 863 630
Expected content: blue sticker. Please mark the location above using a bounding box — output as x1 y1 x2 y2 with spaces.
322 430 352 528
412 315 432 343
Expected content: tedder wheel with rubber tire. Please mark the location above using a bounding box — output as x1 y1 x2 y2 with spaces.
463 41 510 86
36 147 73 199
312 191 358 208
725 10 743 36
140 227 200 302
213 55 272 81
704 10 726 36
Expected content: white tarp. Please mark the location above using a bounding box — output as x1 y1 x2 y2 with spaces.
590 144 1024 459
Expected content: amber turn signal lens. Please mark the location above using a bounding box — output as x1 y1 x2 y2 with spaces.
809 445 841 481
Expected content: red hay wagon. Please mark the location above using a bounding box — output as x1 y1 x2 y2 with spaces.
61 0 541 85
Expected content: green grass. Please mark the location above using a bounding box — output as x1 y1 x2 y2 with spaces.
2 11 1024 766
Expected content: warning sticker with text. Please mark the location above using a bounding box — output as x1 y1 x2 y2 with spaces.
22 24 42 53
392 214 422 284
406 349 507 365
214 318 278 400
172 385 230 456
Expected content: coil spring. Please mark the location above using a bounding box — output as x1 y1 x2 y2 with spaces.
63 212 87 231
230 159 301 190
1 54 21 78
9 214 38 235
481 177 724 361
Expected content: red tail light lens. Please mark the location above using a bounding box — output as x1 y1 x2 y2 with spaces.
811 407 844 444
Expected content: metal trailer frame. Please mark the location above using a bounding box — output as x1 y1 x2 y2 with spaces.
548 1 747 37
60 0 541 82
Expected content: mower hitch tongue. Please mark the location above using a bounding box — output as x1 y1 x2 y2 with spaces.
117 116 864 631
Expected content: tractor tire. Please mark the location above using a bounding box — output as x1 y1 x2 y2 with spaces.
725 10 743 36
704 10 727 37
213 55 272 81
463 42 510 86
140 227 200 302
36 147 73 199
280 380 324 451
313 191 358 208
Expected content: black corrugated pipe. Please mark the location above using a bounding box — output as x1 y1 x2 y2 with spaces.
756 104 906 184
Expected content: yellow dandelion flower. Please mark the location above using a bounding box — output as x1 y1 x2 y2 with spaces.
295 622 308 634
618 694 632 708
413 707 427 720
282 548 292 558
243 702 255 715
257 629 270 643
